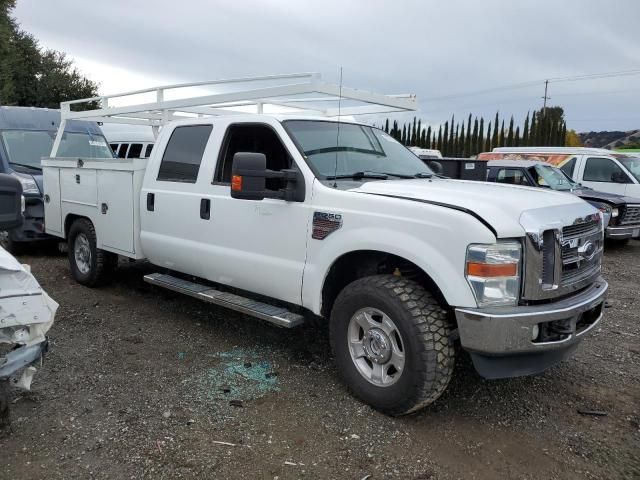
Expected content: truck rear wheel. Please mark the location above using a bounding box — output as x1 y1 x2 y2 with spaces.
67 219 117 287
330 275 455 416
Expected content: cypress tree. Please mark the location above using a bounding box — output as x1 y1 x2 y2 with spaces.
448 115 455 156
465 114 472 157
515 126 521 146
442 121 449 156
491 112 500 149
384 118 389 133
453 124 459 156
529 112 537 146
477 117 485 155
500 120 505 147
472 118 479 155
426 126 431 149
437 126 442 151
485 122 492 151
417 119 422 145
459 124 466 157
506 116 514 147
522 112 530 146
560 121 567 146
401 125 407 145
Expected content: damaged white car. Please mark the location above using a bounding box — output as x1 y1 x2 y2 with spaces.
0 173 57 425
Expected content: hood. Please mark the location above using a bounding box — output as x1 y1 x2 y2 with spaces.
573 188 640 207
350 178 595 238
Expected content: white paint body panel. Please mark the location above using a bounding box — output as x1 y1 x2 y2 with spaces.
43 115 597 315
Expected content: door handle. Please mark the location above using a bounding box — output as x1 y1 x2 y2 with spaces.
200 198 211 220
147 192 155 211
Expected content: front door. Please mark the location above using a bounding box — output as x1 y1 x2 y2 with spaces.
195 122 310 305
579 156 634 195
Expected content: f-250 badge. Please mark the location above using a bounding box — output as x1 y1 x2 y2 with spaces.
312 212 343 240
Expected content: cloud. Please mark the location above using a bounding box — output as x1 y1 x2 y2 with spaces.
14 0 640 131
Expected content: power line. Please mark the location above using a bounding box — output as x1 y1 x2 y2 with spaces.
422 68 640 103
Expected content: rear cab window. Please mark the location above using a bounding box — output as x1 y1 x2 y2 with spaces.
496 168 530 186
157 125 212 183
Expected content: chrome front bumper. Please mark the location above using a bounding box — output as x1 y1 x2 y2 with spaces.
455 278 607 378
605 225 640 239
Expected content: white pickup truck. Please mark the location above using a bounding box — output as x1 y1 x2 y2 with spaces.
42 76 608 415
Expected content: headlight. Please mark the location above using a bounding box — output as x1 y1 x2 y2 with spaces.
465 241 521 307
611 208 619 218
12 172 40 194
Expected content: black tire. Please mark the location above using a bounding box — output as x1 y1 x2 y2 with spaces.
67 218 117 287
330 274 455 416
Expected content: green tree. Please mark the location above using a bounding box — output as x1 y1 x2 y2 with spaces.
506 116 514 147
477 117 484 154
485 122 492 151
522 112 530 146
0 0 98 108
491 112 500 149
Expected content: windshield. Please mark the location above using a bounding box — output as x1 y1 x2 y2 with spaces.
530 164 578 191
620 156 640 182
284 120 433 178
1 130 113 169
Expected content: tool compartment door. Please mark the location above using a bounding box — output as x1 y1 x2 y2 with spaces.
97 170 134 254
42 167 62 235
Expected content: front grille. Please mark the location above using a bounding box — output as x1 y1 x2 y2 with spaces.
559 219 602 287
562 219 600 239
620 205 640 226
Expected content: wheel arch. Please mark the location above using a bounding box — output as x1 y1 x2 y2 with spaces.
319 249 450 319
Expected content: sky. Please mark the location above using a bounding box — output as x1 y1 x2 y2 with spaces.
13 0 640 132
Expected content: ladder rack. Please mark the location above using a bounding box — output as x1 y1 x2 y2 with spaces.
52 72 416 156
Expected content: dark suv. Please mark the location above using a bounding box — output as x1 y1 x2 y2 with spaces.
0 106 113 253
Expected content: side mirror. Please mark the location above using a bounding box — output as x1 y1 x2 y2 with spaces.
230 152 267 201
230 152 304 202
611 171 629 184
0 173 23 231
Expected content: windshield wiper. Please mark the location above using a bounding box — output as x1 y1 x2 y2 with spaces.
9 162 42 171
325 171 389 180
414 172 434 178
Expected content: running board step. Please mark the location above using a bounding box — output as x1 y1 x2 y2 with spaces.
144 273 304 328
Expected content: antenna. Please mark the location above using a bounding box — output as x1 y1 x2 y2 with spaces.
332 67 343 188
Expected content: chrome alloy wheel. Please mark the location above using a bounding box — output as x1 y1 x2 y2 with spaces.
347 307 406 387
74 233 92 274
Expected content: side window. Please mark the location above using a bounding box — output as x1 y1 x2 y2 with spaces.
128 143 143 158
215 124 292 191
560 157 576 177
117 143 129 159
110 143 119 154
157 125 212 183
583 157 629 183
144 144 154 158
496 168 530 186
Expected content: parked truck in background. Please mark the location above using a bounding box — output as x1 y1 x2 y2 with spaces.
0 106 113 253
41 75 609 415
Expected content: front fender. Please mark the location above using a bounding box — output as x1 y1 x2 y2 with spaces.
302 220 493 315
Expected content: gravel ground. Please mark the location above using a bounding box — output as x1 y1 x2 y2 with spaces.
0 243 639 479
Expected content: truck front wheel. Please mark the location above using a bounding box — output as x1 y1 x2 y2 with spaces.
67 219 116 287
330 275 455 416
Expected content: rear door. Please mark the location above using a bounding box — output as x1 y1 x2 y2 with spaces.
140 123 214 277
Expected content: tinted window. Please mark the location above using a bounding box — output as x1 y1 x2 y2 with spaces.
110 143 119 153
144 144 154 158
560 157 576 177
128 143 143 158
157 125 212 183
496 168 530 186
117 143 129 159
583 157 629 183
215 124 292 191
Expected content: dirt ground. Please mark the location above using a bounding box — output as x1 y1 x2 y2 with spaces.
1 243 639 480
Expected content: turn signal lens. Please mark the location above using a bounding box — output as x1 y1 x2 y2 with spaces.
231 175 242 191
467 262 518 277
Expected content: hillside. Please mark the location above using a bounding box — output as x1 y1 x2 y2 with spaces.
579 129 640 149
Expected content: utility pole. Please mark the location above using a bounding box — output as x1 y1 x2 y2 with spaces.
542 79 550 117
